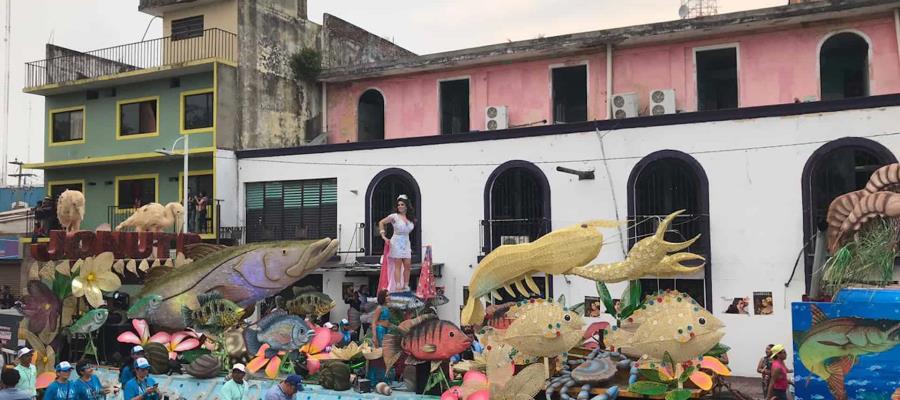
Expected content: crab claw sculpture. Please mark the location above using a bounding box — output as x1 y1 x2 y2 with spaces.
568 210 705 283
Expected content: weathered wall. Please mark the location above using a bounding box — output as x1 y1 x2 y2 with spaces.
321 14 415 69
44 44 136 85
161 0 238 36
237 0 321 150
216 63 239 150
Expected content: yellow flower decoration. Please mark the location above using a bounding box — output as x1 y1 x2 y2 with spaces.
71 252 121 308
331 342 362 361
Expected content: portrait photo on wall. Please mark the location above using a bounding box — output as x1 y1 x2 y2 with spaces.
584 296 603 317
754 291 774 315
722 296 750 315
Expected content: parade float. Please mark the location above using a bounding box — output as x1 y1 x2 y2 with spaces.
12 190 742 400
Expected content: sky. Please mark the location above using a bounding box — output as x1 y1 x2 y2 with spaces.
0 0 784 186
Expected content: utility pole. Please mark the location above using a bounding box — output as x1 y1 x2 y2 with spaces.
1 0 11 187
8 159 34 189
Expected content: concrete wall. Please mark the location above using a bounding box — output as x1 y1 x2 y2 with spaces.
216 63 239 150
215 149 239 228
325 15 900 143
237 104 900 377
321 14 415 69
44 44 136 86
161 0 238 36
236 0 321 150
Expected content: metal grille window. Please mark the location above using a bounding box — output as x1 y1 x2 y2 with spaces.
172 16 204 41
51 109 84 143
246 179 338 243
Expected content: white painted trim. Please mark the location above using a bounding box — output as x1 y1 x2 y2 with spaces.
548 60 590 124
436 76 472 134
357 87 387 140
815 29 875 100
692 42 741 111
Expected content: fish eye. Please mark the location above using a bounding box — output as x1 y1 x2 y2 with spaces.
564 314 571 321
282 250 287 255
449 331 455 337
698 318 706 325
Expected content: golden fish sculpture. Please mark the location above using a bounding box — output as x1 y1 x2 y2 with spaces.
461 210 704 325
500 299 584 358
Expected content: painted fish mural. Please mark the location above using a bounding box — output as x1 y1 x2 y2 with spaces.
244 311 314 359
69 308 109 334
277 286 335 319
606 290 724 363
382 314 471 370
135 238 338 329
181 291 245 332
795 304 900 400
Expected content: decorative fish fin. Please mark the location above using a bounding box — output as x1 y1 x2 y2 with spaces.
208 285 254 305
502 284 516 297
197 291 223 304
557 294 566 307
514 280 530 295
292 286 318 296
405 354 425 365
461 297 485 326
398 314 437 333
423 344 436 353
382 333 404 370
817 340 847 347
243 329 262 357
825 357 851 400
180 306 195 327
810 304 828 325
184 243 228 261
524 276 540 293
142 266 175 286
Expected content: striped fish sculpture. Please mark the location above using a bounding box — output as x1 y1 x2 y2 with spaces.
382 314 471 370
136 239 338 329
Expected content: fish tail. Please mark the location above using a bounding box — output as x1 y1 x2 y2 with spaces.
244 329 262 356
382 333 404 371
180 306 194 327
461 296 485 326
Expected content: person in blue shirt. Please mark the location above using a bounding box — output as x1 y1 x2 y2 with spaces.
118 346 145 387
73 361 109 400
123 358 158 400
450 326 484 363
43 362 74 400
263 375 302 400
0 369 34 400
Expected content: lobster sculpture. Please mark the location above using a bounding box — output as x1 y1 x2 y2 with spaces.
826 163 900 253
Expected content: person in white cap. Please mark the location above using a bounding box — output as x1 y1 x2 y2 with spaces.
14 348 36 399
123 358 158 400
219 364 248 400
43 362 74 400
118 346 145 387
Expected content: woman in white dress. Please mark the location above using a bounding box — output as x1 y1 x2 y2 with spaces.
378 195 416 292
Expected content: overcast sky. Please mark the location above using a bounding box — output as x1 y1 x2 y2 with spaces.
0 0 783 185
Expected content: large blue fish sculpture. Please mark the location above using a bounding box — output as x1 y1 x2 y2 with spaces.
244 311 315 358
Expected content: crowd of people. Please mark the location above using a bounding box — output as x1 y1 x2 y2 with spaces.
758 343 794 400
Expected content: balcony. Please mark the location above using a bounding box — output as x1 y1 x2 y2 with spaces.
24 28 236 91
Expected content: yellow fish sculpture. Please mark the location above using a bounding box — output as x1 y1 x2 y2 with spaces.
461 210 704 325
500 299 585 358
606 290 724 363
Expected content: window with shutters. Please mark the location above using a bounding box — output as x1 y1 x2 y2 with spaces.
172 16 204 41
245 179 338 243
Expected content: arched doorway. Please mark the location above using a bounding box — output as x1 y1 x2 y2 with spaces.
800 137 895 291
483 160 553 300
819 32 870 101
365 168 421 263
358 89 385 141
627 150 711 310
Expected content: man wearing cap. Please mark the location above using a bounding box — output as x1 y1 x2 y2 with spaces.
43 362 74 400
0 369 33 400
123 358 158 400
73 361 109 400
119 346 145 387
264 375 302 400
219 364 248 400
14 348 36 399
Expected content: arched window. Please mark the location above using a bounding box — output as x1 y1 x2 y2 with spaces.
819 32 870 101
358 89 385 141
482 161 553 300
801 138 895 291
365 168 421 263
628 151 711 309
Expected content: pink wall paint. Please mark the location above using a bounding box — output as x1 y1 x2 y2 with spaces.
327 16 900 143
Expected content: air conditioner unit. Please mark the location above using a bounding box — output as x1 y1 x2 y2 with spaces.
649 89 676 115
485 106 509 130
611 93 638 119
500 235 530 245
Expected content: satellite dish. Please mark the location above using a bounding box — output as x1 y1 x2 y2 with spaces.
678 4 690 19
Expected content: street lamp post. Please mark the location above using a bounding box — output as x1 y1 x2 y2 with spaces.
155 135 189 233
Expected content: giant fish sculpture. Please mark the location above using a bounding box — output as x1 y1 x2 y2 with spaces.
500 298 584 358
606 290 724 363
135 238 338 329
382 314 471 370
795 304 900 400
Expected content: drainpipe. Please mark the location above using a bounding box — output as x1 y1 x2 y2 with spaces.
895 9 900 67
321 81 327 138
606 43 613 120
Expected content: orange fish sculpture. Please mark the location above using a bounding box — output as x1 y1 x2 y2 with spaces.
382 314 471 370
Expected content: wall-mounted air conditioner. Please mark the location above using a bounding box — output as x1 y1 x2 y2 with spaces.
500 235 530 245
649 89 676 115
611 93 638 119
485 106 509 130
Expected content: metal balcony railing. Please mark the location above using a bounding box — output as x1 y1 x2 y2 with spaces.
108 204 217 236
25 28 237 88
479 218 552 254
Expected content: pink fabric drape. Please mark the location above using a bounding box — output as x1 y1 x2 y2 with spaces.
377 242 391 293
416 245 436 300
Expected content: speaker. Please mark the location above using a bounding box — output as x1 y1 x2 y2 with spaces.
353 378 371 393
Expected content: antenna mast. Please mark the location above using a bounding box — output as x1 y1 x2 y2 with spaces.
679 0 718 19
1 0 11 187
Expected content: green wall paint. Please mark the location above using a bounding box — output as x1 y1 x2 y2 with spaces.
45 157 213 230
44 72 215 162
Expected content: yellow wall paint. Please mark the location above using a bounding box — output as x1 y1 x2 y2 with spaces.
162 0 238 36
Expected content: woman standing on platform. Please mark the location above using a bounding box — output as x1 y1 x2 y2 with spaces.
378 195 416 292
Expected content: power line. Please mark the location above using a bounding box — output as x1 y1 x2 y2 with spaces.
230 131 900 168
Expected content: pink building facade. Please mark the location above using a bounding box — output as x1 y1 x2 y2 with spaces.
323 5 900 143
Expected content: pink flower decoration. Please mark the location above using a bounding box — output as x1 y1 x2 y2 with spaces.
116 320 177 347
160 331 200 360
